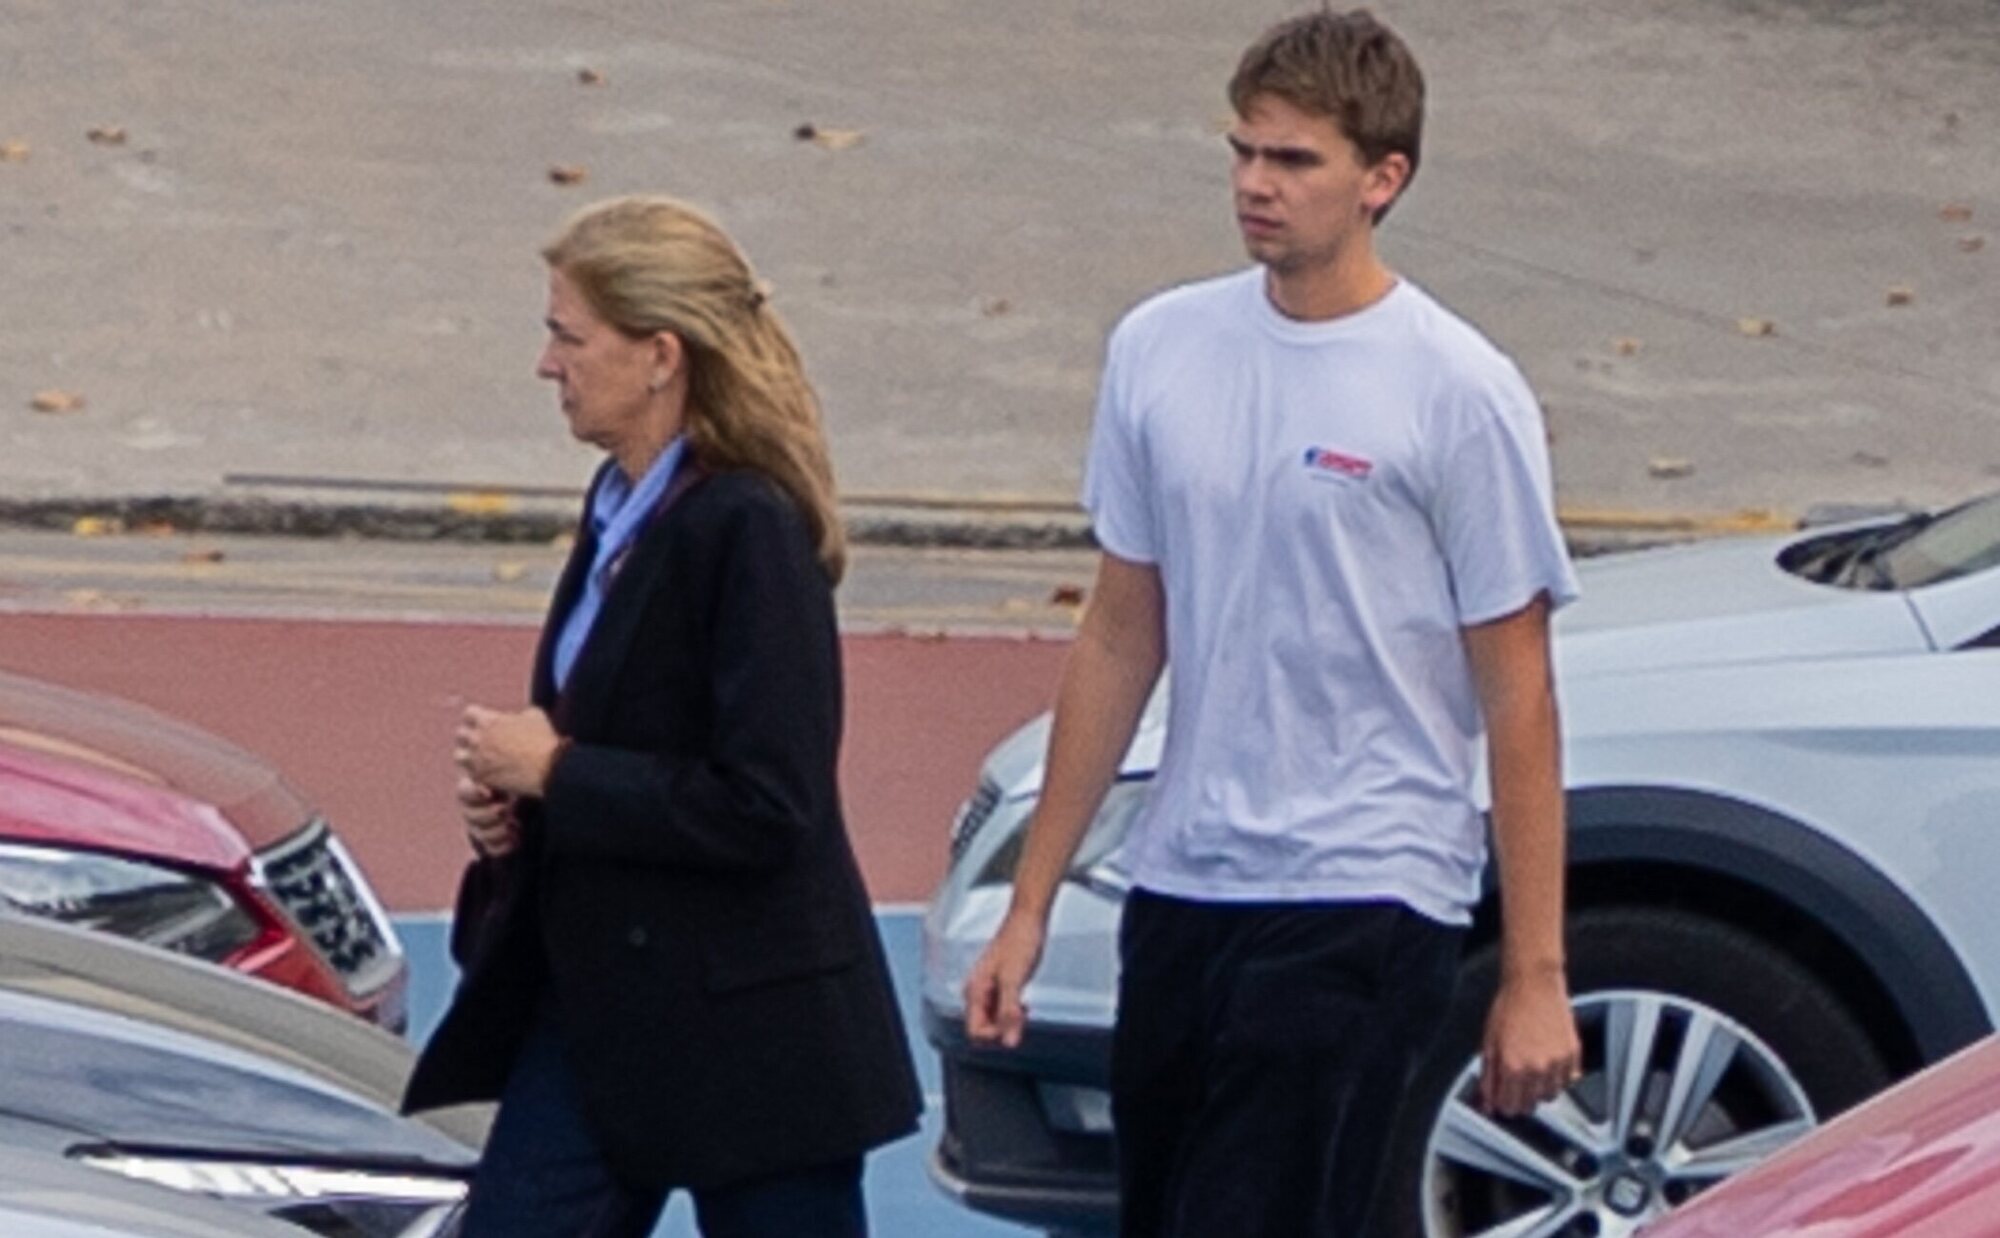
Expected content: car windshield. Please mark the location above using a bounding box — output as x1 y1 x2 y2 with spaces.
1875 490 2000 589
1782 490 2000 591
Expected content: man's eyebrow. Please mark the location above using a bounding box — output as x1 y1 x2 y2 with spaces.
1225 134 1324 164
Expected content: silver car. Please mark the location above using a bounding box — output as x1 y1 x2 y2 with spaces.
924 490 2000 1238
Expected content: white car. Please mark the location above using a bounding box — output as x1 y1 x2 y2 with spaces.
922 489 2000 1238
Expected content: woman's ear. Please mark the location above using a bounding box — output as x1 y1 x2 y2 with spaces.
648 331 686 393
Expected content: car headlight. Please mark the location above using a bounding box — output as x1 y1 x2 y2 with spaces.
0 841 263 962
77 1152 467 1238
973 777 1150 890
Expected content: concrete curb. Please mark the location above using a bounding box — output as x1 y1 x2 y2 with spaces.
0 494 1098 551
0 493 1801 556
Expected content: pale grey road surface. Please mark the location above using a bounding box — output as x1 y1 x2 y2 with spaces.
2 0 1996 517
0 525 1097 632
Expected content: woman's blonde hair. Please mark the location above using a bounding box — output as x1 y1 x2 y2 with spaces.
543 195 847 582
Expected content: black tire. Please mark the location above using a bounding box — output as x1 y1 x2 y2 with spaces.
1374 906 1893 1238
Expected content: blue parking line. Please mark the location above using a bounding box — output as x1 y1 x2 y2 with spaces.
393 911 1034 1237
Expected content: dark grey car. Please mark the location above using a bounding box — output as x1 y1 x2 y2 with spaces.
0 912 482 1237
0 1142 303 1237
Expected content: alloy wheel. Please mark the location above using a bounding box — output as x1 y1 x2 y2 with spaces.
1420 990 1818 1238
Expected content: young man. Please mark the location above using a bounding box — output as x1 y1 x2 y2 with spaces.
963 10 1582 1237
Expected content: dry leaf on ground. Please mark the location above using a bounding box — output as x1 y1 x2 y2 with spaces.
71 517 123 537
30 389 86 413
86 125 127 146
447 492 514 515
793 123 865 151
1850 452 1890 469
492 562 528 583
1050 585 1087 607
1960 236 1986 253
1611 337 1643 356
981 298 1012 318
0 140 29 163
1648 457 1695 480
1886 286 1915 307
547 164 588 185
576 67 605 85
1940 203 1974 223
180 548 226 564
1736 317 1777 337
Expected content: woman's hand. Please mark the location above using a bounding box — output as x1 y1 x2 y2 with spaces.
455 705 564 799
457 774 521 858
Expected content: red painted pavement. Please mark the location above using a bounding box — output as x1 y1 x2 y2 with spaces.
0 614 1069 910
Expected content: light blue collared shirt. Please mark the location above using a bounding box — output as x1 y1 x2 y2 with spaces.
552 436 688 692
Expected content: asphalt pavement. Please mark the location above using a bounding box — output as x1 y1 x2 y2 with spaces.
3 0 1996 529
3 7 1997 1232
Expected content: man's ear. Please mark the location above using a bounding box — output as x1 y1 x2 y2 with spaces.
1361 152 1412 218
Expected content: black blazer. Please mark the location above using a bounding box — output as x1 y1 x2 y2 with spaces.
405 465 921 1190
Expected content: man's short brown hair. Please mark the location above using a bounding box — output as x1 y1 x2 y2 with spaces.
1229 8 1425 220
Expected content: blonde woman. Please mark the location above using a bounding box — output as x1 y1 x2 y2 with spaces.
406 196 920 1237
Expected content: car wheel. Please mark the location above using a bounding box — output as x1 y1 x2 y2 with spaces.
1379 906 1891 1238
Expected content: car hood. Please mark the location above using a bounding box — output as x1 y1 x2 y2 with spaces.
1645 1036 2000 1238
975 532 1933 798
0 671 309 848
0 916 484 1161
0 985 467 1167
0 744 247 872
1554 533 1929 680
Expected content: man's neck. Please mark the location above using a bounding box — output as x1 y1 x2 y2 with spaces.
1264 240 1397 323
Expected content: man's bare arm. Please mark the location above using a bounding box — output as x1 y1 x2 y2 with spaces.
1462 593 1580 1114
964 551 1166 1047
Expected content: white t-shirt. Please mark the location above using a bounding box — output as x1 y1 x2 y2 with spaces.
1083 268 1579 925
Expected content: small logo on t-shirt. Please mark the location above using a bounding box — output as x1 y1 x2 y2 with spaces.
1302 445 1374 481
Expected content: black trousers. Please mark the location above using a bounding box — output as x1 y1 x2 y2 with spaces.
460 1002 867 1238
1110 889 1463 1238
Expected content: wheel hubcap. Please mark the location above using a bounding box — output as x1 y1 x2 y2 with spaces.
1603 1172 1651 1217
1421 990 1818 1238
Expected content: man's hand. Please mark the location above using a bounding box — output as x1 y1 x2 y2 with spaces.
457 774 520 858
455 705 562 798
1479 965 1582 1115
964 912 1048 1049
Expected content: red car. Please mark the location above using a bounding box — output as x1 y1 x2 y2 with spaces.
1645 1035 2000 1238
0 669 407 1031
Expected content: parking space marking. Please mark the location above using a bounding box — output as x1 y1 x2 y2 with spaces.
393 909 1034 1237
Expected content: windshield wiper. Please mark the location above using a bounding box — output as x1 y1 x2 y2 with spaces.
1831 511 1936 589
